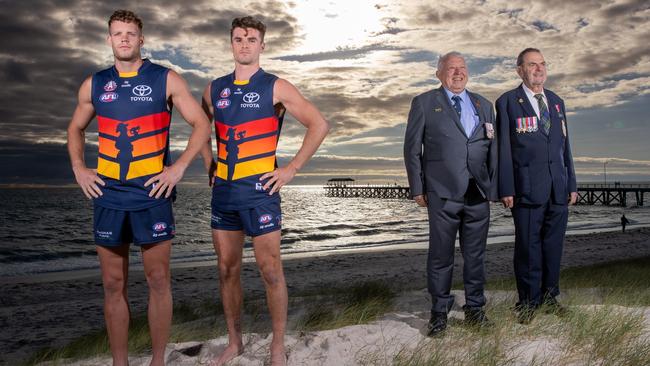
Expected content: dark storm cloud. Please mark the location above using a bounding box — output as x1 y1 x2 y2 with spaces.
497 8 524 19
531 20 558 32
550 47 650 86
1 60 31 83
273 44 404 62
601 0 650 19
371 27 409 36
0 140 84 184
412 4 477 25
188 2 299 50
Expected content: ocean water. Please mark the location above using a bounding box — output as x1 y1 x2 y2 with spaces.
0 185 648 278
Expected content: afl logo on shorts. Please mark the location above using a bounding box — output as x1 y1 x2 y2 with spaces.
152 222 167 232
99 92 118 103
259 214 272 224
217 99 231 109
104 80 117 91
220 88 231 98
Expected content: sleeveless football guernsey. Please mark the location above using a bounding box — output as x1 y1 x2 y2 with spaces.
210 68 284 210
91 59 173 210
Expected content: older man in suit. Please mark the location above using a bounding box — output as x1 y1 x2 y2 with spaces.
404 51 498 336
496 48 577 324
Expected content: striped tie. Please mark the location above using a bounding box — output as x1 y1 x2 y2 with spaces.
452 95 462 117
535 94 551 135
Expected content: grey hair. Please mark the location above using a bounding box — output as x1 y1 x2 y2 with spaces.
437 51 464 70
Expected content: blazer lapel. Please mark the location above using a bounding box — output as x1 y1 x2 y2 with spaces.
545 90 562 138
434 87 467 138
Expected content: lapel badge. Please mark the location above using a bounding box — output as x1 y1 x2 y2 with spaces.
434 107 442 112
554 104 561 113
485 122 495 139
518 98 524 103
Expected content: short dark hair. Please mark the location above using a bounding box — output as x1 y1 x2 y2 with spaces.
109 9 143 31
517 47 541 66
231 16 266 42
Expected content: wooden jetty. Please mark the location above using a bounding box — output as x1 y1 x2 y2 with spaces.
576 183 650 206
324 178 411 199
324 179 650 206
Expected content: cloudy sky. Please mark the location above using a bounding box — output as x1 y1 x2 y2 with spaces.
1 0 649 185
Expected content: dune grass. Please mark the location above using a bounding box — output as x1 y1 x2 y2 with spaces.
25 257 650 365
295 281 395 331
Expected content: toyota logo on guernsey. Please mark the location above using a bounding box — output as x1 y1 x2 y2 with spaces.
131 85 153 102
241 92 260 108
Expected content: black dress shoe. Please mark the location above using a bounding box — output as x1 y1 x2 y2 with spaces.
514 304 536 325
463 306 494 327
543 297 569 316
427 312 447 337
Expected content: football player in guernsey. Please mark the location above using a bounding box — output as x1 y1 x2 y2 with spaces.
200 16 329 366
66 10 210 366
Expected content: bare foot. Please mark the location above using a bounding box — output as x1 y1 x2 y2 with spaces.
208 342 244 366
270 341 286 366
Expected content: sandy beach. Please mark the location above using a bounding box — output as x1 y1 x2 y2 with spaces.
1 227 650 365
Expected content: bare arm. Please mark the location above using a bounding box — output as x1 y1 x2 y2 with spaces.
145 70 211 198
67 76 105 199
201 83 216 186
260 78 330 194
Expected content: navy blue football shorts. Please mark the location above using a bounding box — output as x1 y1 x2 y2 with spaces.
211 197 282 237
93 200 175 246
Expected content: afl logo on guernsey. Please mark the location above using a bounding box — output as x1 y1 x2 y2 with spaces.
259 214 272 224
217 99 231 109
131 85 153 102
241 92 260 108
99 92 118 103
220 88 231 98
152 222 167 232
103 81 117 91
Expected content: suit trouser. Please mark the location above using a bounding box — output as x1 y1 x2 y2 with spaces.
512 200 568 307
426 182 489 314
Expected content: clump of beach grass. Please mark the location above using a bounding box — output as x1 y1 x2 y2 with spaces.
296 280 395 331
561 306 649 365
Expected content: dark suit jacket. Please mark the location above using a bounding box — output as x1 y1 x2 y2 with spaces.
496 84 577 205
404 87 498 201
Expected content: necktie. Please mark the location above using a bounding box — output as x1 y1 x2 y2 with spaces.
452 95 462 117
535 93 551 135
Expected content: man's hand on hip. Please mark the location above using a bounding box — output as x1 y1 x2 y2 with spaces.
413 194 428 207
500 196 514 209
